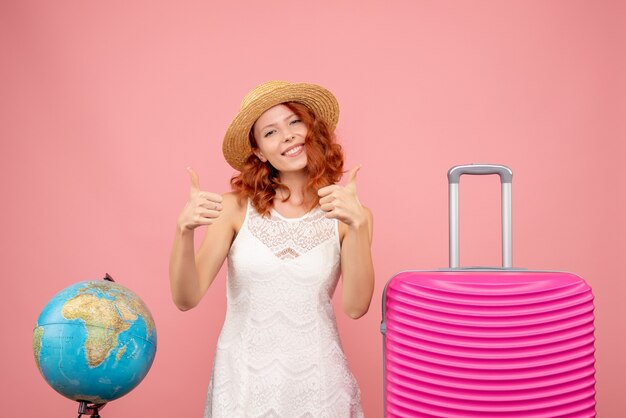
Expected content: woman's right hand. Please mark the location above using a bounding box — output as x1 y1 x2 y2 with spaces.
177 167 223 231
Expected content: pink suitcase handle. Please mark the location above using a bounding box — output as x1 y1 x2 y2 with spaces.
447 164 513 269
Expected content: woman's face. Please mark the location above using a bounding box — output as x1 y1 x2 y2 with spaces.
252 104 308 174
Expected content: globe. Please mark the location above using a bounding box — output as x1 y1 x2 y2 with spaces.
33 278 157 405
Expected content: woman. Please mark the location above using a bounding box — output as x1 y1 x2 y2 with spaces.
169 81 374 417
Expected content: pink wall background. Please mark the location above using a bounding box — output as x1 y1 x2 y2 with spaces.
2 0 624 416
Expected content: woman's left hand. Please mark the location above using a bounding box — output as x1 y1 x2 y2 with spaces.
318 166 367 228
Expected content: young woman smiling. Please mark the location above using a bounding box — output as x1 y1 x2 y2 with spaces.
169 81 374 417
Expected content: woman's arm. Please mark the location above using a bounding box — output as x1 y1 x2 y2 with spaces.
318 166 375 319
168 168 241 311
338 208 374 319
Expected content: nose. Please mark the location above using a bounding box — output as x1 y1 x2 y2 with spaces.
283 131 295 142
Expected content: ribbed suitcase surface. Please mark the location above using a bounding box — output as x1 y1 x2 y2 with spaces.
383 271 595 417
382 164 596 417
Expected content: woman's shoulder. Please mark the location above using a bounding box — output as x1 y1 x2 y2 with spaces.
221 191 247 230
221 191 244 206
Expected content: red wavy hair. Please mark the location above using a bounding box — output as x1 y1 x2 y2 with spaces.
230 102 344 216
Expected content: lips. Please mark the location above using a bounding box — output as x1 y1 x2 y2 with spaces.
282 144 304 157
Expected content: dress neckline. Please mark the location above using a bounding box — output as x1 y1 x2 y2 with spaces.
270 206 318 221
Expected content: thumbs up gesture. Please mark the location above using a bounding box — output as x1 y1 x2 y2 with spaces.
177 167 223 231
318 166 367 228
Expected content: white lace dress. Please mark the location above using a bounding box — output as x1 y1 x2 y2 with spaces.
204 201 364 418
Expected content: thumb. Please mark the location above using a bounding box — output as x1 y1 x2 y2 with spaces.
346 165 361 186
187 166 200 193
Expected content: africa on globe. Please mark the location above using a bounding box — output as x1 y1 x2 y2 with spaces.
33 276 157 406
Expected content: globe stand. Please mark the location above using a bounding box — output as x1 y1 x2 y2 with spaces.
76 401 106 418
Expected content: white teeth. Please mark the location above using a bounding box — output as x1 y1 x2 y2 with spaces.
284 145 302 156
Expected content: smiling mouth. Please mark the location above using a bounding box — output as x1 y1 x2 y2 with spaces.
282 144 304 156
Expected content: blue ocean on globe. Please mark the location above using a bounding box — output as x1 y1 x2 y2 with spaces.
33 280 157 404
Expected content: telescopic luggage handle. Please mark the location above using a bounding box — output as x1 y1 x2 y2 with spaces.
447 164 513 269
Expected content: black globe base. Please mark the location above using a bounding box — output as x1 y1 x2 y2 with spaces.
77 400 106 418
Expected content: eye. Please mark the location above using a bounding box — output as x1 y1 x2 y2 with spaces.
289 119 301 125
263 129 276 138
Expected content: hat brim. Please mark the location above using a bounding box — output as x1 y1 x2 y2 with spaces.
222 82 339 171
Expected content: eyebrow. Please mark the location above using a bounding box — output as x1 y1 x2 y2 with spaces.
257 112 297 132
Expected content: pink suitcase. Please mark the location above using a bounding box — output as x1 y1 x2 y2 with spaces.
381 164 595 417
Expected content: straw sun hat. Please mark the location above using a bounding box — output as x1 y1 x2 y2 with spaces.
222 80 339 171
